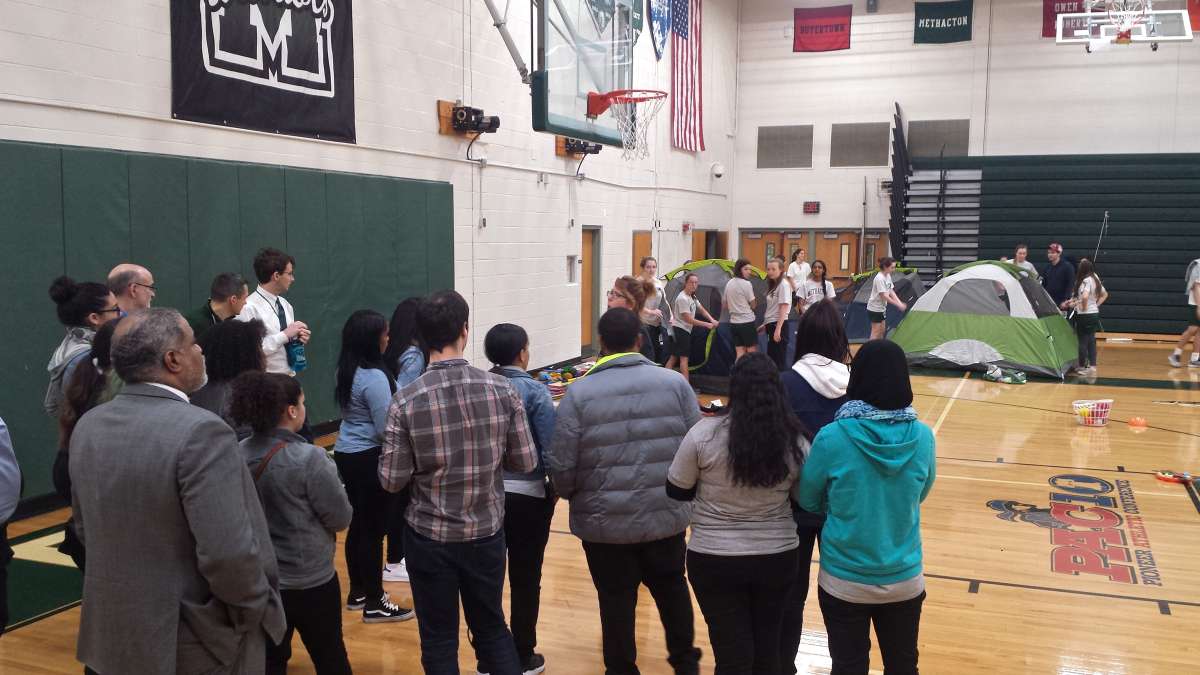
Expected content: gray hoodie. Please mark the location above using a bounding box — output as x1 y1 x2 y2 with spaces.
44 327 95 417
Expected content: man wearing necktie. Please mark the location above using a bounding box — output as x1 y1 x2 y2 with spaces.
237 247 311 377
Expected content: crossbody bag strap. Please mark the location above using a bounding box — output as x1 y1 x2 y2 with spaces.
253 440 290 483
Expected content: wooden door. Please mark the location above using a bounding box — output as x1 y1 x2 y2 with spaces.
715 231 729 259
815 232 861 285
692 231 707 262
632 231 652 275
739 231 784 269
581 228 598 350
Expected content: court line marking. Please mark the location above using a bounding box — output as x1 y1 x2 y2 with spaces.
931 373 969 436
936 473 1186 497
939 455 1160 476
6 601 81 632
922 573 1200 610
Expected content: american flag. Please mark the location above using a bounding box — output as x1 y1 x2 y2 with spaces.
671 0 704 152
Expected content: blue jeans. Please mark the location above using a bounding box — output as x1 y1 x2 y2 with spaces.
404 528 521 674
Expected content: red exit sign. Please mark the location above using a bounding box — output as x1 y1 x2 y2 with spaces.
803 201 820 214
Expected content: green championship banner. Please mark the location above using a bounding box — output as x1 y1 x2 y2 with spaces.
914 0 973 44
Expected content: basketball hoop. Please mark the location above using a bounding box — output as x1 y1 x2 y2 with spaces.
1098 0 1150 44
587 89 667 161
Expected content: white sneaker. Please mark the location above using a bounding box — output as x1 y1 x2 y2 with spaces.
1190 359 1200 368
383 559 409 583
1169 354 1182 367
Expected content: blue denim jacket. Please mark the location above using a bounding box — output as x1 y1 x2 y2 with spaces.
394 345 426 388
493 366 555 483
334 367 395 454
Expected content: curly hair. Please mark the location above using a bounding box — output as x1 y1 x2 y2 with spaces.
198 319 266 382
725 352 807 488
229 371 302 434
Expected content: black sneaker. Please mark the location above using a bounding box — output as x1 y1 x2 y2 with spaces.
477 654 546 675
521 654 546 675
345 592 367 611
362 593 415 623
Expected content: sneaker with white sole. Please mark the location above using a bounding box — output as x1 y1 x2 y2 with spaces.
1190 359 1200 368
345 592 367 611
477 653 546 675
1169 354 1182 367
363 593 415 623
383 559 409 582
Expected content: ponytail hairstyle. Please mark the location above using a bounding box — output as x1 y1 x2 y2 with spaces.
614 275 654 315
732 258 753 280
59 318 122 448
725 353 807 487
49 276 112 328
230 371 303 434
811 260 830 297
766 257 786 293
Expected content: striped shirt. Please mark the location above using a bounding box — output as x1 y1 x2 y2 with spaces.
379 359 537 543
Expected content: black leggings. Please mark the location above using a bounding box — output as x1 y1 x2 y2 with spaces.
818 588 925 675
334 448 393 600
764 322 788 370
780 509 822 674
1075 313 1100 367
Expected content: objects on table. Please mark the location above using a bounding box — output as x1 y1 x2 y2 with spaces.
539 362 594 400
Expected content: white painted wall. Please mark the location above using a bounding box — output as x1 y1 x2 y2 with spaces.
0 0 739 367
733 0 1200 238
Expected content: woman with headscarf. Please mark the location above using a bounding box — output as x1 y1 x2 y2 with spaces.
796 340 936 675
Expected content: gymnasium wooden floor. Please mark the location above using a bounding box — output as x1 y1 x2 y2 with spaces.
3 342 1198 673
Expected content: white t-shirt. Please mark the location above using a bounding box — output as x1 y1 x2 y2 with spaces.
1076 276 1101 315
866 273 894 313
673 292 701 332
801 279 837 310
1187 260 1200 306
764 280 793 326
1015 260 1038 279
787 262 811 294
642 277 666 326
724 277 757 324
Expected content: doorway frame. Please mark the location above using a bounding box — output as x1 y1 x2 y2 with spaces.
582 225 602 356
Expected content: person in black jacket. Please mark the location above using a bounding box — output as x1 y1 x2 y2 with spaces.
1042 242 1076 310
779 299 850 673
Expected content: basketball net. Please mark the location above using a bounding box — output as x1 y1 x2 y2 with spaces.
1093 0 1151 44
611 96 666 161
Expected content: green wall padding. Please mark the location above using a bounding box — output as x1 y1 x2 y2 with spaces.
922 153 1200 334
0 140 454 505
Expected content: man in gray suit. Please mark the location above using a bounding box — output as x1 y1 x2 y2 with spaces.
70 308 285 674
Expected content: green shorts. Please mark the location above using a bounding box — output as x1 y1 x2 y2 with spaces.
731 321 758 347
1189 305 1200 327
867 310 886 324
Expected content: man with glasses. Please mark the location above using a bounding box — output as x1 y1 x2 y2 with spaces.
107 263 156 315
238 248 310 377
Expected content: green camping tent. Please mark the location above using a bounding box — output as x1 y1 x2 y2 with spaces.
890 261 1077 378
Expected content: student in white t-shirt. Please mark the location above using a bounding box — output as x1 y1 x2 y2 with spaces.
1068 258 1108 375
723 259 760 360
1169 258 1200 368
867 257 907 341
666 273 718 383
787 249 811 304
760 258 793 370
638 257 668 363
1000 243 1039 280
797 260 837 314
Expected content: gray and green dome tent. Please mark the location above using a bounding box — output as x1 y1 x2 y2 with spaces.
661 259 768 392
890 261 1077 379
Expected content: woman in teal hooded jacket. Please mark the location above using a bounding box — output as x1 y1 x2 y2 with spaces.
797 339 936 675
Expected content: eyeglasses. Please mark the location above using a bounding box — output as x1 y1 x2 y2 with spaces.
134 282 157 292
98 307 121 315
607 290 632 302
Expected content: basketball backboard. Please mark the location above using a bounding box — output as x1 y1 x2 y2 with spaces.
1055 8 1193 50
532 0 639 146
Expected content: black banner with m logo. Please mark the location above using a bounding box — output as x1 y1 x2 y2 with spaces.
171 0 355 143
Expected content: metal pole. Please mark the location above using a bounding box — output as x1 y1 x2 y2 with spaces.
481 0 531 83
1093 210 1109 262
861 176 868 271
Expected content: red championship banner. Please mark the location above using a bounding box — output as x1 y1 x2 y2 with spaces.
793 5 853 52
1191 0 1200 32
1043 0 1087 38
